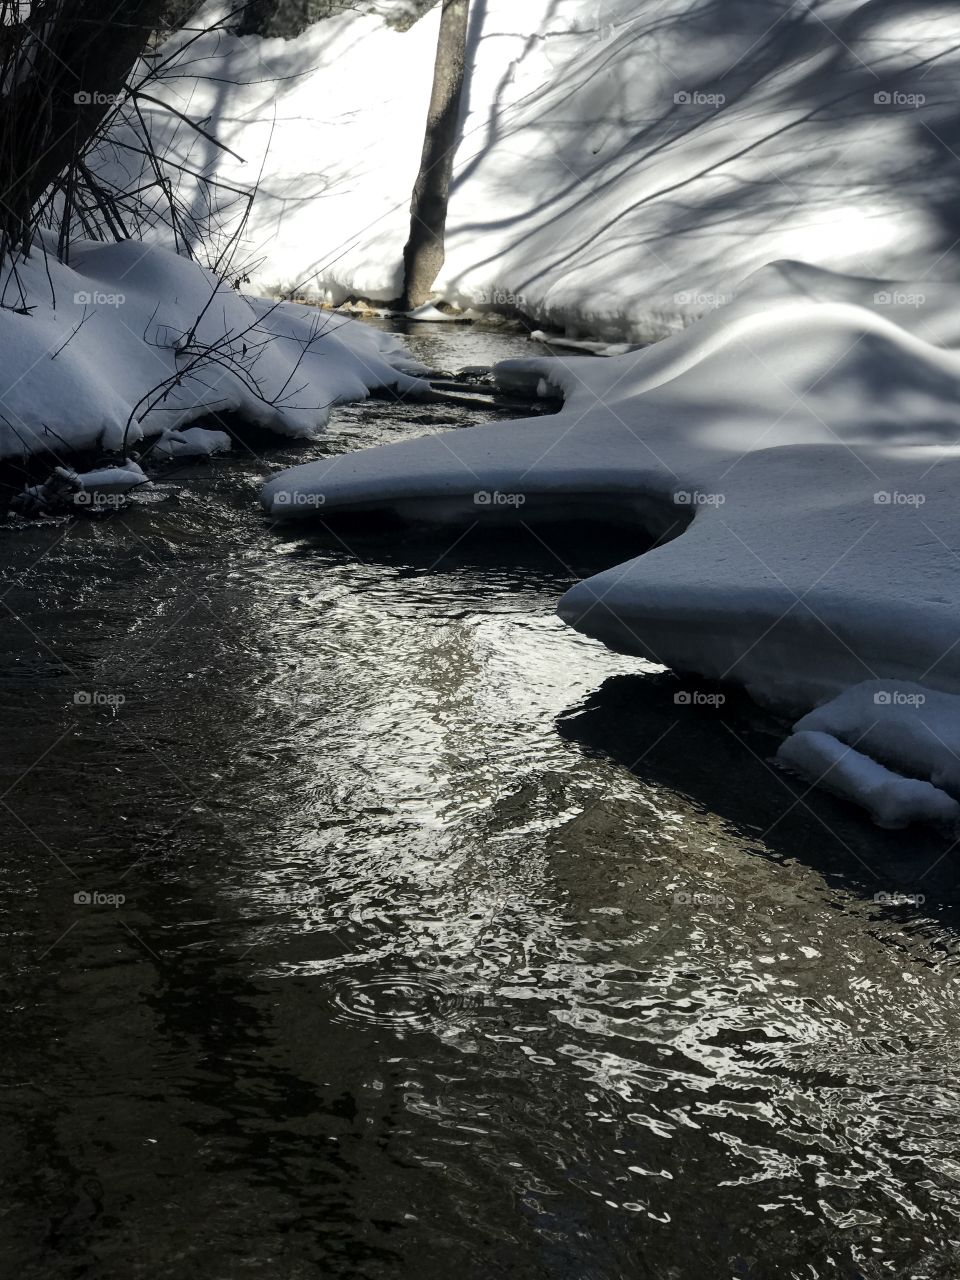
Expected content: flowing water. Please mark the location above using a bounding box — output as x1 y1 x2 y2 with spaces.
0 322 959 1280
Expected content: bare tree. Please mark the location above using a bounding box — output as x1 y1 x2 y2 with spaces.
399 0 469 310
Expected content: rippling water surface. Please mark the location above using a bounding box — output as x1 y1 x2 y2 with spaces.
1 323 959 1279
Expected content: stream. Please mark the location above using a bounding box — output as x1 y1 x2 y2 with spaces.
0 320 958 1279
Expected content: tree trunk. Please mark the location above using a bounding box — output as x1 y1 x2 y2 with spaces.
399 0 469 311
236 0 284 36
0 0 168 253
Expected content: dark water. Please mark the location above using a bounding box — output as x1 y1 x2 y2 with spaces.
1 323 959 1280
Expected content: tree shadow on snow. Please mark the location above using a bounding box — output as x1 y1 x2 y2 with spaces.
444 0 960 327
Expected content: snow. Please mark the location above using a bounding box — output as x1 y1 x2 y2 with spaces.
151 426 232 458
787 681 960 802
74 460 149 494
776 730 960 830
405 303 467 323
97 0 960 339
0 239 426 460
18 460 149 514
261 258 960 771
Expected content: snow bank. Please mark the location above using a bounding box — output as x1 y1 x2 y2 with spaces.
775 680 960 827
0 239 425 460
788 681 960 801
261 258 960 731
776 730 960 830
98 0 960 338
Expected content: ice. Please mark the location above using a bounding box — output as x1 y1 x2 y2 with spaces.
405 303 465 323
776 731 960 830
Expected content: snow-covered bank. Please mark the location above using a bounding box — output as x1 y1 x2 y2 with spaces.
777 681 960 827
0 240 424 460
99 0 960 339
776 729 960 830
262 258 960 824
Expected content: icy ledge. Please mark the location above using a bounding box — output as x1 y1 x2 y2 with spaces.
262 260 960 825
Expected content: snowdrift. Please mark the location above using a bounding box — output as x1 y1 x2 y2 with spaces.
262 259 960 824
0 239 424 460
98 0 960 338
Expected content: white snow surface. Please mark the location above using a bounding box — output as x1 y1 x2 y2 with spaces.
151 426 233 458
97 0 960 338
0 239 425 459
74 460 149 493
261 258 960 736
789 680 960 801
776 730 960 829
